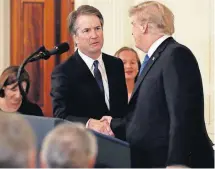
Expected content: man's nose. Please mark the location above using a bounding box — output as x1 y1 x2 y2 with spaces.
125 63 131 68
91 29 98 38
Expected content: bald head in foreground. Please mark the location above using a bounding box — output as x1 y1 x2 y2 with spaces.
40 122 98 168
0 111 36 167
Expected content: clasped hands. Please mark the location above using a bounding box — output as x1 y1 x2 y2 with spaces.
88 116 113 136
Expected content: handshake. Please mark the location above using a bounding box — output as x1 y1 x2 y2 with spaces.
87 116 114 136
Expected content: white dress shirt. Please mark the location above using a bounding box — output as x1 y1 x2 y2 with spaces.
78 49 110 110
147 35 171 58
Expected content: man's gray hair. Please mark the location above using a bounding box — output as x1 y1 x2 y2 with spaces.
67 5 104 35
41 122 98 168
129 1 175 35
0 111 36 167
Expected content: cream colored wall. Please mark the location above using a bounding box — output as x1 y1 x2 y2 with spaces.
212 0 215 142
0 0 10 73
76 0 214 141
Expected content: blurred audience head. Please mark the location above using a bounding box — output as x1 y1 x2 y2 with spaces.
115 47 141 81
0 110 36 167
0 66 30 112
40 122 98 168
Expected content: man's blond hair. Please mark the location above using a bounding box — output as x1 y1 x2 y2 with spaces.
129 1 174 35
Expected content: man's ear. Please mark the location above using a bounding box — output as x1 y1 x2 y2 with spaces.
88 156 96 168
140 22 148 34
73 34 79 46
39 153 47 168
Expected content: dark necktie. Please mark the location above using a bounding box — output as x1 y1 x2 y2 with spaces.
139 54 150 76
93 60 104 95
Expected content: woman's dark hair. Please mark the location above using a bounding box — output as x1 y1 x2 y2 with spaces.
115 47 141 81
0 66 30 98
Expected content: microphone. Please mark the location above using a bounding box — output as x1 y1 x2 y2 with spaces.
29 42 70 62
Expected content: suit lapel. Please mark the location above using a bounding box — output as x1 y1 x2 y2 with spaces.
131 52 159 98
74 50 95 81
130 37 174 101
102 54 114 110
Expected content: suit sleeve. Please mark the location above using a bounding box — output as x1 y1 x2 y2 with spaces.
117 58 128 117
110 59 128 140
51 67 89 124
111 110 134 141
163 46 203 165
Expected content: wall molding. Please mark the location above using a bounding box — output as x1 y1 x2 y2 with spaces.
0 0 10 73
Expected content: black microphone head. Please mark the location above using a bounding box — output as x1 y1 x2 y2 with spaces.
55 42 70 55
48 42 70 56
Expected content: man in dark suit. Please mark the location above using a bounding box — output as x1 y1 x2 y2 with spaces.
102 1 214 168
50 5 128 136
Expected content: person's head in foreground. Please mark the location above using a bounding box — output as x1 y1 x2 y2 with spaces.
0 110 36 167
40 122 98 168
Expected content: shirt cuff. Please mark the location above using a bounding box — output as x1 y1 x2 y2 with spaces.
86 118 91 128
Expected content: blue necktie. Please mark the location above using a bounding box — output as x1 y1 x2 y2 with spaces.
139 54 150 76
93 60 104 96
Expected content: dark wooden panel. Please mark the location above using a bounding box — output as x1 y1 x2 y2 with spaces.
11 0 22 65
23 2 44 106
11 0 74 117
59 0 75 63
42 0 55 116
11 0 55 117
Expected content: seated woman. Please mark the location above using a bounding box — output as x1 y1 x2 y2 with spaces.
0 66 43 116
115 47 141 101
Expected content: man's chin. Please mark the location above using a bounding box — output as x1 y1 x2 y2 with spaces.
91 47 102 52
89 49 102 55
126 76 135 81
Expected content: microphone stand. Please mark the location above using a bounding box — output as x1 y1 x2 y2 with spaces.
17 46 46 99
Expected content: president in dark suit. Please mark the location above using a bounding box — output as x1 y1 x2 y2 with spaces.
50 5 127 136
127 1 214 168
102 1 214 168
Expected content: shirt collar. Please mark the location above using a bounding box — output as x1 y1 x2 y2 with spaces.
147 35 171 58
78 49 103 70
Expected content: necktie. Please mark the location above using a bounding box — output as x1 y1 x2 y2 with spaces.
93 60 104 95
139 54 150 76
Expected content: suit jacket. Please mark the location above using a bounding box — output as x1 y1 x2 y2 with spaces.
123 37 213 167
51 50 128 129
